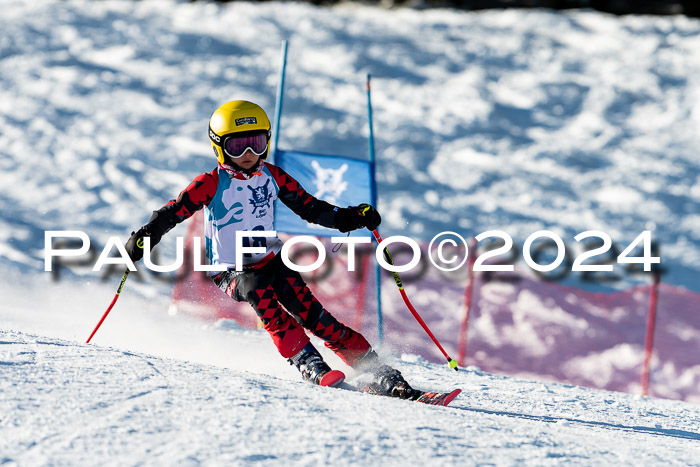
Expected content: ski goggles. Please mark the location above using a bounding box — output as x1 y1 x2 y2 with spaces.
222 132 269 159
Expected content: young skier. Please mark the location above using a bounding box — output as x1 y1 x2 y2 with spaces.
125 100 417 398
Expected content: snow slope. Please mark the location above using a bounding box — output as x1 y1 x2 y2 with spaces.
3 328 700 466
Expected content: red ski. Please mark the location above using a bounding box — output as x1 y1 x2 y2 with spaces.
352 384 461 406
414 388 462 406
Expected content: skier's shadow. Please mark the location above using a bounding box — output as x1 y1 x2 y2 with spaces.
456 407 700 441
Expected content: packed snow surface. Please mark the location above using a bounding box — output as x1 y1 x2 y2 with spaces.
3 327 700 466
2 0 700 464
3 277 700 464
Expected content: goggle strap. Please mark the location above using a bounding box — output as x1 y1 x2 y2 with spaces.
209 124 224 147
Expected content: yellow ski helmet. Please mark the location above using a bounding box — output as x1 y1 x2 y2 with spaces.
208 100 271 164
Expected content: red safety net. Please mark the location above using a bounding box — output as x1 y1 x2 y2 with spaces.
171 212 700 403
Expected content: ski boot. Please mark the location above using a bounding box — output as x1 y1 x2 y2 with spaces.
288 342 345 387
355 350 419 400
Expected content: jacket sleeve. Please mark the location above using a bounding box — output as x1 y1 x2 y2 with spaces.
266 163 339 229
142 169 219 237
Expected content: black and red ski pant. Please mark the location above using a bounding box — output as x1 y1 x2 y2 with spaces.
213 254 371 365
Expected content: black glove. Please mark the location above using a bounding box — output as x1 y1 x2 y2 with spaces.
125 226 162 262
357 203 381 230
124 208 175 262
335 203 382 233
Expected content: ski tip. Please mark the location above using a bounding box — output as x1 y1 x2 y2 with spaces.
442 389 462 406
319 370 346 388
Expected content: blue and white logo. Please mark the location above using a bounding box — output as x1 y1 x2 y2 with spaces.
248 179 273 217
274 150 373 237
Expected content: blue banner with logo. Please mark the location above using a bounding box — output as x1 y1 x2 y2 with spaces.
274 150 373 237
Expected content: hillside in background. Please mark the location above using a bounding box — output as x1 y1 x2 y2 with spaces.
2 0 699 291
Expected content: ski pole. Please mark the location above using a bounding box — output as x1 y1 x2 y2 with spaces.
367 223 458 371
86 269 130 343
